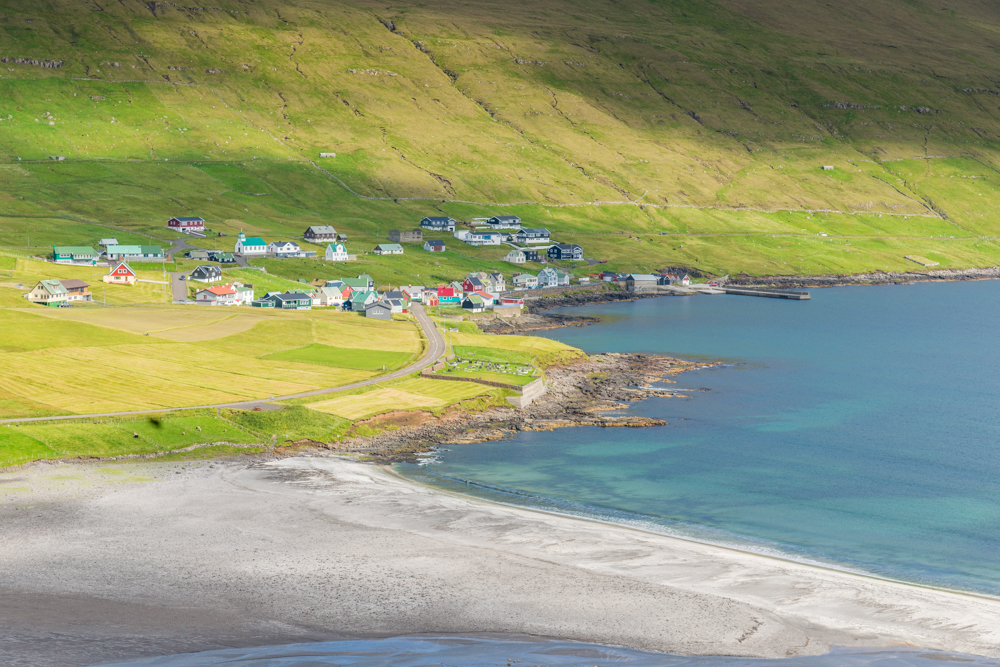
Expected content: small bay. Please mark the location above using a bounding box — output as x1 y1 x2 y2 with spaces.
400 281 1000 594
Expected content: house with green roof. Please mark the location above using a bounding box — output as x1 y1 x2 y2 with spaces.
373 243 403 255
52 246 99 263
26 279 69 306
462 294 486 313
347 290 378 311
105 244 165 262
235 231 267 256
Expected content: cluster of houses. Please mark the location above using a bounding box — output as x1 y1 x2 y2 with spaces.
601 271 692 292
53 239 166 265
418 215 583 263
25 278 93 306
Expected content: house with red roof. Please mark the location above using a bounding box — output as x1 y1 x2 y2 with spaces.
195 282 254 306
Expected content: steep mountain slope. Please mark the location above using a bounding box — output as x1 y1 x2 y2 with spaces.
1 0 999 276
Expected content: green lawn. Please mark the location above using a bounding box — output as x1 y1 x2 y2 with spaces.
263 343 415 371
435 367 536 386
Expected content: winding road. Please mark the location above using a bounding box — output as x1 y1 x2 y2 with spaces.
0 304 447 424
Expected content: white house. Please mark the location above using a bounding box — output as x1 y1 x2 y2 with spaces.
537 267 562 288
235 231 266 255
512 273 538 289
195 282 254 306
454 230 501 246
268 241 301 255
505 249 526 264
314 285 348 307
423 240 446 253
98 238 118 248
325 243 351 261
373 243 404 255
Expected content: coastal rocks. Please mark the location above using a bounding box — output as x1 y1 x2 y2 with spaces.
729 266 1000 289
330 353 714 461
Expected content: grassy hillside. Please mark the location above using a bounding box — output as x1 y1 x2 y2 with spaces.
0 0 999 277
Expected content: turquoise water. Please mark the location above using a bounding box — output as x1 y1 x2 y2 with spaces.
97 636 1000 666
401 281 1000 595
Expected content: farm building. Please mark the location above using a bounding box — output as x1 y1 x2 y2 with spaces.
373 243 404 255
389 229 423 243
235 231 267 256
185 250 212 261
304 225 338 242
167 216 206 232
98 238 118 248
251 299 275 308
105 245 165 262
363 300 393 320
547 243 584 261
325 243 352 261
514 228 551 244
189 265 222 283
26 280 69 306
484 215 521 229
625 274 659 293
103 262 136 285
52 246 99 263
424 240 446 253
420 216 456 232
263 292 313 310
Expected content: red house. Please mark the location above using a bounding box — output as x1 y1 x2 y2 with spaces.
103 261 136 285
167 216 206 232
460 277 485 294
436 286 460 304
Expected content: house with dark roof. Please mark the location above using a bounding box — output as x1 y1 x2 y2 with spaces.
547 243 583 261
363 300 393 320
389 229 423 243
514 228 550 244
189 265 222 283
304 225 337 242
419 216 456 232
263 291 313 310
625 274 659 293
59 279 92 302
484 215 521 229
423 240 446 253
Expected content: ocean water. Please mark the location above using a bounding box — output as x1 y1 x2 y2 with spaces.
400 281 1000 595
96 636 1000 667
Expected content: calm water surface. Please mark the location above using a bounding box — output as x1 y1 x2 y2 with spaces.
401 281 1000 594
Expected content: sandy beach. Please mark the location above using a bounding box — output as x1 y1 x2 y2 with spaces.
3 456 1000 667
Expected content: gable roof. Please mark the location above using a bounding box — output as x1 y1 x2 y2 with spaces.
420 216 454 223
464 294 485 304
268 291 312 302
375 243 403 251
200 284 237 296
39 279 67 295
54 246 98 255
364 299 392 310
241 237 266 246
342 277 368 289
109 261 136 275
191 264 221 276
350 290 377 302
306 225 337 234
106 244 142 254
59 279 89 290
488 215 520 222
519 227 550 235
425 239 445 247
172 216 205 222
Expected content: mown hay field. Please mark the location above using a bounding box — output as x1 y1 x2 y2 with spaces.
0 305 423 418
264 344 416 371
308 378 491 420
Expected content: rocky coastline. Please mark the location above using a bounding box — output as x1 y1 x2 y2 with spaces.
325 353 715 461
727 265 1000 288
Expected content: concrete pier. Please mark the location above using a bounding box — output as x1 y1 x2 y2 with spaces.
722 287 811 300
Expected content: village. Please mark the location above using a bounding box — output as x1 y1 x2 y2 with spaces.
28 214 699 315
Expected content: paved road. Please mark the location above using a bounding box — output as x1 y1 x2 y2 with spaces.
0 304 447 424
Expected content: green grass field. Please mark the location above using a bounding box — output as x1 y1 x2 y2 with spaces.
264 343 415 371
0 0 998 280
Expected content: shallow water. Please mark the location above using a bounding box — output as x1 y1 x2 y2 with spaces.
96 636 1000 667
400 281 1000 594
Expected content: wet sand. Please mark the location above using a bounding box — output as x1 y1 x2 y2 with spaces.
2 456 1000 666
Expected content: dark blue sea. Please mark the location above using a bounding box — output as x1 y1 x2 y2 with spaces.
402 281 1000 595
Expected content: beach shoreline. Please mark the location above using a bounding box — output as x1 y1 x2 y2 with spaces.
3 456 1000 667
